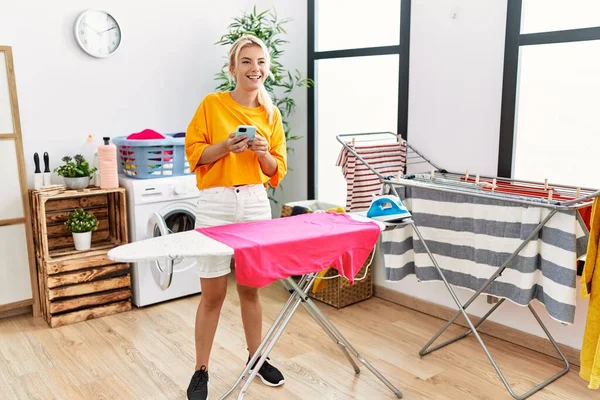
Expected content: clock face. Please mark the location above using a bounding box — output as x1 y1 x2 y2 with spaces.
74 10 121 58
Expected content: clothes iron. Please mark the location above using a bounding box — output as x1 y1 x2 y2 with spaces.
366 195 412 222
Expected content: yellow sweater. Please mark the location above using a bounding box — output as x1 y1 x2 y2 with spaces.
185 91 287 190
581 198 600 390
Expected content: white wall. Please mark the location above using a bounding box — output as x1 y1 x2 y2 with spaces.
407 0 504 176
3 0 588 351
0 0 308 207
374 0 589 351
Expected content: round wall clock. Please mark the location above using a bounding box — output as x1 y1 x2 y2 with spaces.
74 10 122 58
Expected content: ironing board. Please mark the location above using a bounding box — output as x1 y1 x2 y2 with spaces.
107 213 403 400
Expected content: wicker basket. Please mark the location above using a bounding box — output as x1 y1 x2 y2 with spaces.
280 201 374 308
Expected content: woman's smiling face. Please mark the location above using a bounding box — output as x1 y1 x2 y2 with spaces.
231 44 268 92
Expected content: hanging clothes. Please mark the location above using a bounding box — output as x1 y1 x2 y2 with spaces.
336 141 407 211
460 176 593 230
581 197 600 390
381 185 589 325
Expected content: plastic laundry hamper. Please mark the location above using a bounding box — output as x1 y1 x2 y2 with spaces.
112 133 192 179
280 200 374 308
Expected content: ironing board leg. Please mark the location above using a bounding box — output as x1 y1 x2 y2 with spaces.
222 276 403 399
411 214 569 399
234 279 311 400
295 291 404 398
219 276 314 400
281 280 361 374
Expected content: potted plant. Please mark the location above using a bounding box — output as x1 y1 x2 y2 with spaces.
214 7 314 205
65 208 98 250
54 154 97 190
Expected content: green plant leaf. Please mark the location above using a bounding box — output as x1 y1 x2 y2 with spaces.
54 154 97 178
65 208 99 233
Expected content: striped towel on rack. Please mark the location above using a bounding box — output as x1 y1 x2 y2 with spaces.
381 186 589 324
336 142 407 211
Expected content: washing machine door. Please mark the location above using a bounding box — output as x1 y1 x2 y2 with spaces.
147 212 174 290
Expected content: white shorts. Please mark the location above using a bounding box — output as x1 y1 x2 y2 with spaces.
194 184 272 279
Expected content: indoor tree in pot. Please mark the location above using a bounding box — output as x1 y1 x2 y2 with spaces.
65 208 98 251
214 7 314 205
54 154 97 190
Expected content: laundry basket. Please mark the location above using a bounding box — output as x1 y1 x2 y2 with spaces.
280 200 374 308
112 133 192 179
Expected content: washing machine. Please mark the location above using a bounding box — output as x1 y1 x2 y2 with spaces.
120 174 201 307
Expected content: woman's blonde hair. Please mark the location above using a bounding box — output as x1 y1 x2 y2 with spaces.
228 34 275 123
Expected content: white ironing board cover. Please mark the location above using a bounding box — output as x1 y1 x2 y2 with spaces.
107 213 384 263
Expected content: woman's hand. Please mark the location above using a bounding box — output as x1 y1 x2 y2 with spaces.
249 133 269 157
226 132 248 153
250 134 277 176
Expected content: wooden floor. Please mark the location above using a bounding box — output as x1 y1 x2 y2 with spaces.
0 276 595 400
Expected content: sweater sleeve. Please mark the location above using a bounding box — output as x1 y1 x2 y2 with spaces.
268 108 287 188
185 99 210 173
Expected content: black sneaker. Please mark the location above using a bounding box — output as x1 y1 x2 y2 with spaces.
187 366 209 400
247 356 285 387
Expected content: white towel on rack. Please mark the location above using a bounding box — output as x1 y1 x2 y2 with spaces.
336 142 407 211
381 187 589 325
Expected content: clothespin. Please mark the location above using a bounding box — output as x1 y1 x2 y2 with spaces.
465 169 470 180
547 188 553 203
576 187 581 198
544 179 548 190
397 169 402 180
350 137 355 146
430 168 435 180
475 173 480 184
487 295 499 304
492 178 497 192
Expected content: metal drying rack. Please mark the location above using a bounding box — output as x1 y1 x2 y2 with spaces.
336 131 600 399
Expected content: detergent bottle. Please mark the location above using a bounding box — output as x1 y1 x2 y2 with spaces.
98 137 119 189
80 134 97 185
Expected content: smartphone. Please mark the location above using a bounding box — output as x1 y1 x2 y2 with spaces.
235 125 256 142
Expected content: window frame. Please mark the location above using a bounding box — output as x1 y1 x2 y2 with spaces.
306 0 411 199
498 0 600 177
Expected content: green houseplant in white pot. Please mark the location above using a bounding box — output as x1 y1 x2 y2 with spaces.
54 154 97 189
65 208 98 251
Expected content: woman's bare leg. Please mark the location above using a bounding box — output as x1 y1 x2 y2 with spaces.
194 275 228 370
236 283 262 356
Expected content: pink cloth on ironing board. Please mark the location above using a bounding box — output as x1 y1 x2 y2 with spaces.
196 212 380 288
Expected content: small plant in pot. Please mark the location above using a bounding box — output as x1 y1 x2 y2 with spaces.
65 208 98 251
54 154 97 190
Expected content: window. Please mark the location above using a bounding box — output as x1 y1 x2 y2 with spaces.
513 40 600 187
499 0 600 189
521 0 600 34
315 55 399 205
308 0 410 204
315 0 401 52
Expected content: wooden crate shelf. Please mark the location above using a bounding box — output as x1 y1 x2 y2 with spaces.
30 187 128 260
29 187 132 328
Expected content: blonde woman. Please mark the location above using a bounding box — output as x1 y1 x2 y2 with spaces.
184 34 287 400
